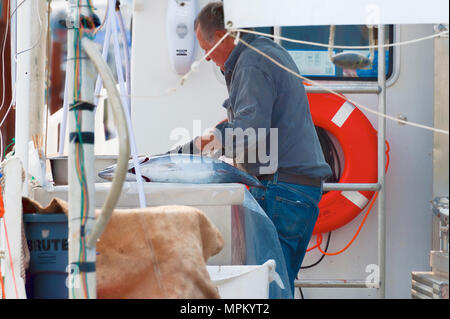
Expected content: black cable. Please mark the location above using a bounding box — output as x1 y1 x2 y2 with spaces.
301 231 332 269
299 287 304 299
296 232 332 299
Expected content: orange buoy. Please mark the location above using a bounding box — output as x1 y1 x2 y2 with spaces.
308 93 378 235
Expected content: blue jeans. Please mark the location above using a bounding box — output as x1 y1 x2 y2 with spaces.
249 173 323 296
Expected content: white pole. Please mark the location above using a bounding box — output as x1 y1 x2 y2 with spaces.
58 67 70 155
14 0 47 195
14 0 32 195
28 0 47 144
66 0 97 299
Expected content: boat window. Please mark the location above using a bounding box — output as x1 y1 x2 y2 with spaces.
254 27 274 36
280 25 394 81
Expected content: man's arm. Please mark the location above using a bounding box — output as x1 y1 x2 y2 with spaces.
177 63 276 158
213 66 275 160
166 139 201 154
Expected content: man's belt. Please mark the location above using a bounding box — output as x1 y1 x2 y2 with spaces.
258 172 322 187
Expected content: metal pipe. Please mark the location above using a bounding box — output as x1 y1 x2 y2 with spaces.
377 24 387 299
294 279 373 288
323 183 381 191
306 85 381 94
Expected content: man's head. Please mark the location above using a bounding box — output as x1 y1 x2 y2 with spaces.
194 2 236 71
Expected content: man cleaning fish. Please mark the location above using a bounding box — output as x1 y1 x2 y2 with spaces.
99 1 331 295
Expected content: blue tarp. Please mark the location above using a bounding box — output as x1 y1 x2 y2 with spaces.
232 189 292 299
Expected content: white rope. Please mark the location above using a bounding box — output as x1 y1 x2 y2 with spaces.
113 31 232 99
237 36 449 136
0 83 17 129
125 30 232 99
233 28 449 50
0 0 12 114
180 31 231 86
125 28 448 99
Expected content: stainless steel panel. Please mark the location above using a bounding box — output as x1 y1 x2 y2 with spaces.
433 36 449 198
433 36 449 251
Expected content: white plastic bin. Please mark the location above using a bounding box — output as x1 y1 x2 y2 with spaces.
207 260 282 299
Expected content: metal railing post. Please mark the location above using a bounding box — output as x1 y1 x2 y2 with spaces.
377 24 387 299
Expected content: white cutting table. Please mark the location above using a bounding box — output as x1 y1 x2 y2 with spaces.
29 182 290 298
30 182 246 265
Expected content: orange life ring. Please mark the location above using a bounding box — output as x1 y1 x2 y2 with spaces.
308 93 378 235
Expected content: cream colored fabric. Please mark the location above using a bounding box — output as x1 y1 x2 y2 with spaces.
23 197 224 299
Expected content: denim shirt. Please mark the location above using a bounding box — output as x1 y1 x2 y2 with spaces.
215 33 332 179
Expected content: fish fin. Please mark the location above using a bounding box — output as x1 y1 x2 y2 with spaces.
142 176 151 182
128 167 150 182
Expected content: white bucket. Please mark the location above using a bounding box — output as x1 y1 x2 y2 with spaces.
207 260 283 299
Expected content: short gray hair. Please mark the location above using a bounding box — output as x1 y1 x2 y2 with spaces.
194 1 225 43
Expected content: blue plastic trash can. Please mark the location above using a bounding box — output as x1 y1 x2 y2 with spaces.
23 213 68 299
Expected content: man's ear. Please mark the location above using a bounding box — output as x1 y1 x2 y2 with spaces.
214 29 228 42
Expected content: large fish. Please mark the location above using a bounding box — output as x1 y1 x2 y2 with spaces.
331 51 372 70
98 154 265 188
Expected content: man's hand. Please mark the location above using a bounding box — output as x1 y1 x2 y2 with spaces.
195 128 223 156
166 139 200 155
167 121 226 156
